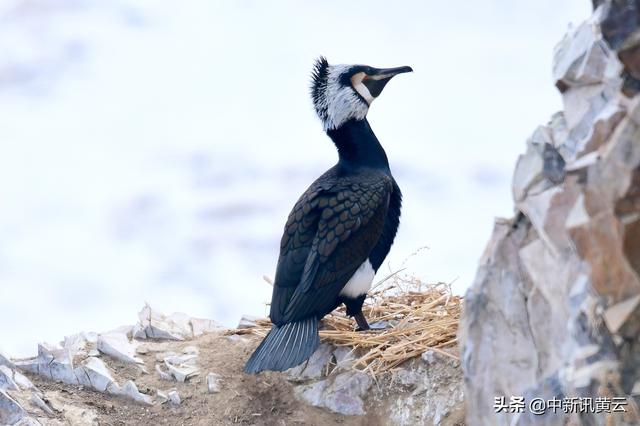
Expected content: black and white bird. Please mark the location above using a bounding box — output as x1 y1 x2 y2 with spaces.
245 57 412 374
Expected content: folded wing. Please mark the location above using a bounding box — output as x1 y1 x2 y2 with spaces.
269 169 392 325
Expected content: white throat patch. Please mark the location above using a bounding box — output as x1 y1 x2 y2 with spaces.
314 64 370 131
351 72 374 105
340 260 375 299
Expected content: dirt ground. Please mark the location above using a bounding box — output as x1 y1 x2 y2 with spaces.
26 332 400 426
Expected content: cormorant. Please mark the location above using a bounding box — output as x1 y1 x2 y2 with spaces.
245 57 412 374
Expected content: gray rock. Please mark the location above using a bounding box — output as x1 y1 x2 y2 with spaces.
134 305 221 341
294 380 328 407
61 332 93 356
322 371 371 416
552 8 619 91
421 350 436 364
132 323 146 340
108 380 152 405
0 351 15 369
155 390 168 404
30 393 53 415
13 417 41 426
368 320 392 330
12 370 35 391
294 371 371 416
164 361 198 383
162 353 199 383
190 317 222 336
0 389 26 425
97 332 143 365
154 352 199 383
155 364 172 381
206 372 221 393
14 343 79 385
167 390 181 406
0 365 19 391
236 315 259 329
388 358 464 426
75 357 115 392
135 305 192 340
11 358 39 375
164 354 197 366
286 343 333 380
332 346 356 370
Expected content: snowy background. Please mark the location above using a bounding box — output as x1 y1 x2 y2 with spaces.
1 0 590 356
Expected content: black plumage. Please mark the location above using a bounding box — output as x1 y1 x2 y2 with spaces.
271 166 394 324
245 58 411 374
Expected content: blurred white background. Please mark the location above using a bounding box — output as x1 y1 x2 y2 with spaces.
0 0 590 356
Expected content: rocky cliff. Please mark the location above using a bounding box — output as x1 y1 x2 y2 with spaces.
460 1 640 425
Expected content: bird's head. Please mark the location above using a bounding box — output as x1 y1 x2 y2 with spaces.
310 56 413 131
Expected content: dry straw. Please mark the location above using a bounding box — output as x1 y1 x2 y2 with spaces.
233 272 461 376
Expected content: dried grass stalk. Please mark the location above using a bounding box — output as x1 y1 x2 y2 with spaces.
231 275 461 375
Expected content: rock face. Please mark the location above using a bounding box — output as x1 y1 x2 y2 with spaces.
460 2 640 425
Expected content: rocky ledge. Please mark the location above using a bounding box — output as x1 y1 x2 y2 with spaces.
0 305 463 426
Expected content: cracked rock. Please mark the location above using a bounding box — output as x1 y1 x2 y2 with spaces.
134 304 221 341
164 361 198 383
160 353 199 383
135 305 193 340
75 357 115 392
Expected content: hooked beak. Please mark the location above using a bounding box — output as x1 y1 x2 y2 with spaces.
362 66 413 98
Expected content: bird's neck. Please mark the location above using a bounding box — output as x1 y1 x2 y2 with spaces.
326 118 390 172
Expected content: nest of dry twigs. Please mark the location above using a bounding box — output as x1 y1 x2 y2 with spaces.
233 272 461 376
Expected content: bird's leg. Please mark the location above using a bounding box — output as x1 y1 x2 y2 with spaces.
354 311 370 331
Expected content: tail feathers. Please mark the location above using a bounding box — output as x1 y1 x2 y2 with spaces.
244 317 319 374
